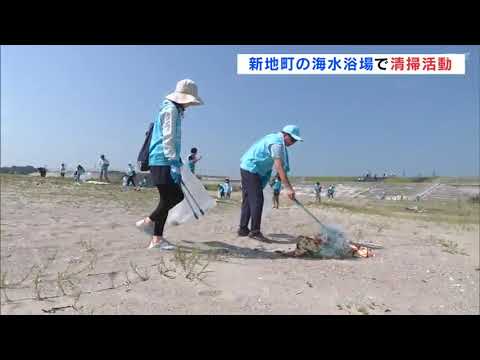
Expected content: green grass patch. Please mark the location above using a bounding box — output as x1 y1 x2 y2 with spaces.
309 198 480 225
297 176 358 184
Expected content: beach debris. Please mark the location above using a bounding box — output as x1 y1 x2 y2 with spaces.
280 234 375 259
85 181 110 185
405 206 426 213
350 244 374 258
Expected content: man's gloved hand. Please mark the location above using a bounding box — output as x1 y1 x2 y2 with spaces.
170 159 183 184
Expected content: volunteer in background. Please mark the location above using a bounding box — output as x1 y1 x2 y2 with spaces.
272 175 282 209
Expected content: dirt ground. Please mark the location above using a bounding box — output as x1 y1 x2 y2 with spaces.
1 174 479 315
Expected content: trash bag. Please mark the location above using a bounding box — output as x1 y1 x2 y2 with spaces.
166 166 216 226
262 185 273 218
315 224 351 258
79 172 92 182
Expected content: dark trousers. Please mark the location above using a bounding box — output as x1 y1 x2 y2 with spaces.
239 169 263 234
127 176 136 186
149 184 184 236
100 167 109 181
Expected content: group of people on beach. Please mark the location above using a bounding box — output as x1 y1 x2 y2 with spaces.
217 179 232 199
312 183 336 202
60 155 147 188
135 79 303 250
48 78 304 251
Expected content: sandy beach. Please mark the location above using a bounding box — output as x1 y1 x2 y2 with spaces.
1 174 479 315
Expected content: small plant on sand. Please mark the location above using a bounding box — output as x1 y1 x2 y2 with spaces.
174 247 189 272
438 239 468 256
375 222 388 233
174 247 213 281
0 271 11 303
157 257 177 279
129 262 150 282
80 240 95 253
56 272 68 296
32 269 44 301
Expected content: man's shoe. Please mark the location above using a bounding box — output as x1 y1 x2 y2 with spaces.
248 231 273 243
237 227 250 237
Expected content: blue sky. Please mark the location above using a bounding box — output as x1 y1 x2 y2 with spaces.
1 45 478 177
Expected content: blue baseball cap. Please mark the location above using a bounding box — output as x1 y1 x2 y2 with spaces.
282 125 303 142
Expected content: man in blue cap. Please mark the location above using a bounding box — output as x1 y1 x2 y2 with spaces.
238 125 303 242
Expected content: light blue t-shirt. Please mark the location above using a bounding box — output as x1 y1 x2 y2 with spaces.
270 143 285 162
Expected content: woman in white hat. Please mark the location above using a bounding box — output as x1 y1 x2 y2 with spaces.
136 79 203 250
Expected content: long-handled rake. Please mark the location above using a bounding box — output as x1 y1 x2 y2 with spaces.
293 198 329 232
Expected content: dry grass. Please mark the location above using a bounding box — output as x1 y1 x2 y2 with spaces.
1 175 220 311
157 257 177 279
438 239 469 256
174 247 213 281
0 174 158 214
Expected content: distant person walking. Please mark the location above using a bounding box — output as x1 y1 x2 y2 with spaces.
217 183 225 199
126 163 136 186
187 147 202 174
60 163 66 178
135 79 204 250
327 185 336 199
97 154 110 182
314 182 322 203
272 175 282 209
223 178 232 199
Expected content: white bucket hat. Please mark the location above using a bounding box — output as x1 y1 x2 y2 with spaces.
166 79 204 106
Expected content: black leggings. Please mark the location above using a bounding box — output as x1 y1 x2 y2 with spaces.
149 184 184 236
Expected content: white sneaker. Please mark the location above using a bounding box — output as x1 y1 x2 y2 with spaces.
148 238 176 250
136 218 154 236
